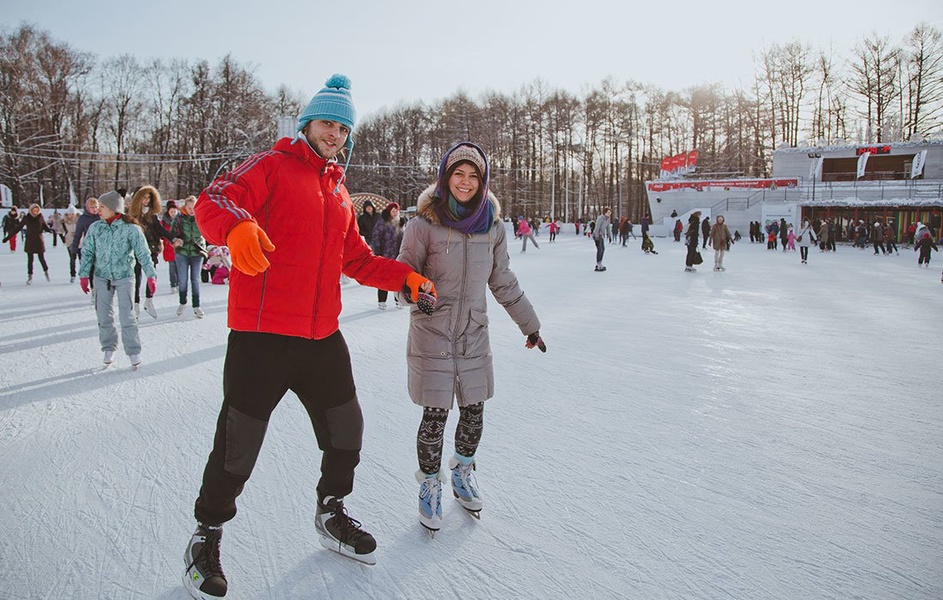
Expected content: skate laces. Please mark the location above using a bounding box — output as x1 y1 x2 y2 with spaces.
419 478 441 514
190 527 224 578
454 464 479 499
328 504 369 545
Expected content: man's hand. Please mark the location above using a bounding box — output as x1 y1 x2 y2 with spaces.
146 277 156 296
227 220 275 276
404 272 436 303
525 332 547 353
80 277 90 294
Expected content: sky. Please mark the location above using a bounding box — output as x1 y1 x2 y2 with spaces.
1 227 941 598
3 1 943 118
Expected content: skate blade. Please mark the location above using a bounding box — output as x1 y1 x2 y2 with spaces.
420 523 439 538
182 570 223 600
317 534 376 565
462 507 481 520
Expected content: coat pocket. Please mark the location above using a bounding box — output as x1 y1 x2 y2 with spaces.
408 306 452 358
460 307 490 358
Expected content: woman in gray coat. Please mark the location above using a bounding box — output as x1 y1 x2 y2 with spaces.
397 141 546 532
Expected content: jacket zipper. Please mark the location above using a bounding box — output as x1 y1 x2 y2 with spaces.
451 233 469 400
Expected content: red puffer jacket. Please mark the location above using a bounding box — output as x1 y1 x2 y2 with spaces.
196 136 413 339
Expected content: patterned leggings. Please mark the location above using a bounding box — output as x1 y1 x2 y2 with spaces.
417 403 484 475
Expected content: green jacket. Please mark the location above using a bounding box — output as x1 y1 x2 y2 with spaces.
170 213 208 258
78 217 156 281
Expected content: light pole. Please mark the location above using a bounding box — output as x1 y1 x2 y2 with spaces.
807 152 821 203
807 152 821 224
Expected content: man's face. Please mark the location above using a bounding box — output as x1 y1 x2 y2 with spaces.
303 120 350 160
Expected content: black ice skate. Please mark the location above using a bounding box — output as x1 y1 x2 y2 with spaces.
315 496 377 565
183 523 227 600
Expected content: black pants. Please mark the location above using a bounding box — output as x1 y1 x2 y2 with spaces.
133 252 159 303
685 243 699 267
27 252 48 275
194 330 363 526
800 246 809 261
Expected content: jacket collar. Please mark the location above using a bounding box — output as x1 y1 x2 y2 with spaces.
274 135 345 190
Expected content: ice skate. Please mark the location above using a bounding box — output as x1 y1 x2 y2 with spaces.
103 350 115 365
176 304 186 316
315 496 377 565
183 523 227 600
449 456 482 516
44 271 50 282
129 354 142 368
378 302 387 310
417 470 445 533
194 307 204 319
26 275 32 285
143 298 158 319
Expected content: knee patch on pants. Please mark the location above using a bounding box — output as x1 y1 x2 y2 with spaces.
224 407 269 477
325 398 363 451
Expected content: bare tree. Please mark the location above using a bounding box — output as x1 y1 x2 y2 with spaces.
848 33 901 143
100 54 144 187
901 23 943 139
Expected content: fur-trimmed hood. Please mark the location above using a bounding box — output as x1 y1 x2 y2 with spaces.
415 183 502 226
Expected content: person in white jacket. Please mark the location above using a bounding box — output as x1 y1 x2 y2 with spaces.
797 219 817 264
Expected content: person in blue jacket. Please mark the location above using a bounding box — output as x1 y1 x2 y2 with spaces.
78 191 156 367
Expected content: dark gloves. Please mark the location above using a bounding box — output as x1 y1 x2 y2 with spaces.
525 332 547 353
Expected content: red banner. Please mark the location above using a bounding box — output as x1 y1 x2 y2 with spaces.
647 178 798 192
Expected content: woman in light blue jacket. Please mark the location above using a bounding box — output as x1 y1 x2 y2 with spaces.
79 191 156 367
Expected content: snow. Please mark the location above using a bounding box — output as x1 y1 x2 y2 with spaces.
1 229 941 600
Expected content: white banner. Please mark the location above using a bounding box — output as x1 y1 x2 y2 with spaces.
808 156 823 181
911 149 927 179
0 183 12 208
856 152 870 179
69 182 78 207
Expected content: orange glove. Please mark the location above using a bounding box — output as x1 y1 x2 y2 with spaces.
226 220 275 276
404 271 436 303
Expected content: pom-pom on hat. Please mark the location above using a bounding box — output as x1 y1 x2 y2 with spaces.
297 74 356 136
98 191 124 214
165 200 177 210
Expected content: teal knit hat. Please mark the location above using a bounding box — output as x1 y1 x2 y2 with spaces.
297 74 356 137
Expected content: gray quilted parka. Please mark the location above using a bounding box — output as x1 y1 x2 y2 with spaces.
397 185 540 409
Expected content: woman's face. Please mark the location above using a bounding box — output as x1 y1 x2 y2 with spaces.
449 163 480 204
168 207 179 218
98 204 115 219
390 207 400 219
30 206 40 216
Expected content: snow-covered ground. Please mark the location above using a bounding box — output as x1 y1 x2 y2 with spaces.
1 229 941 600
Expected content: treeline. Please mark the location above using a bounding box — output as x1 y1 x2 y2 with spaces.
2 22 942 221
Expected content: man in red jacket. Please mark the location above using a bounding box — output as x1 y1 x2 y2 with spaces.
184 74 434 599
